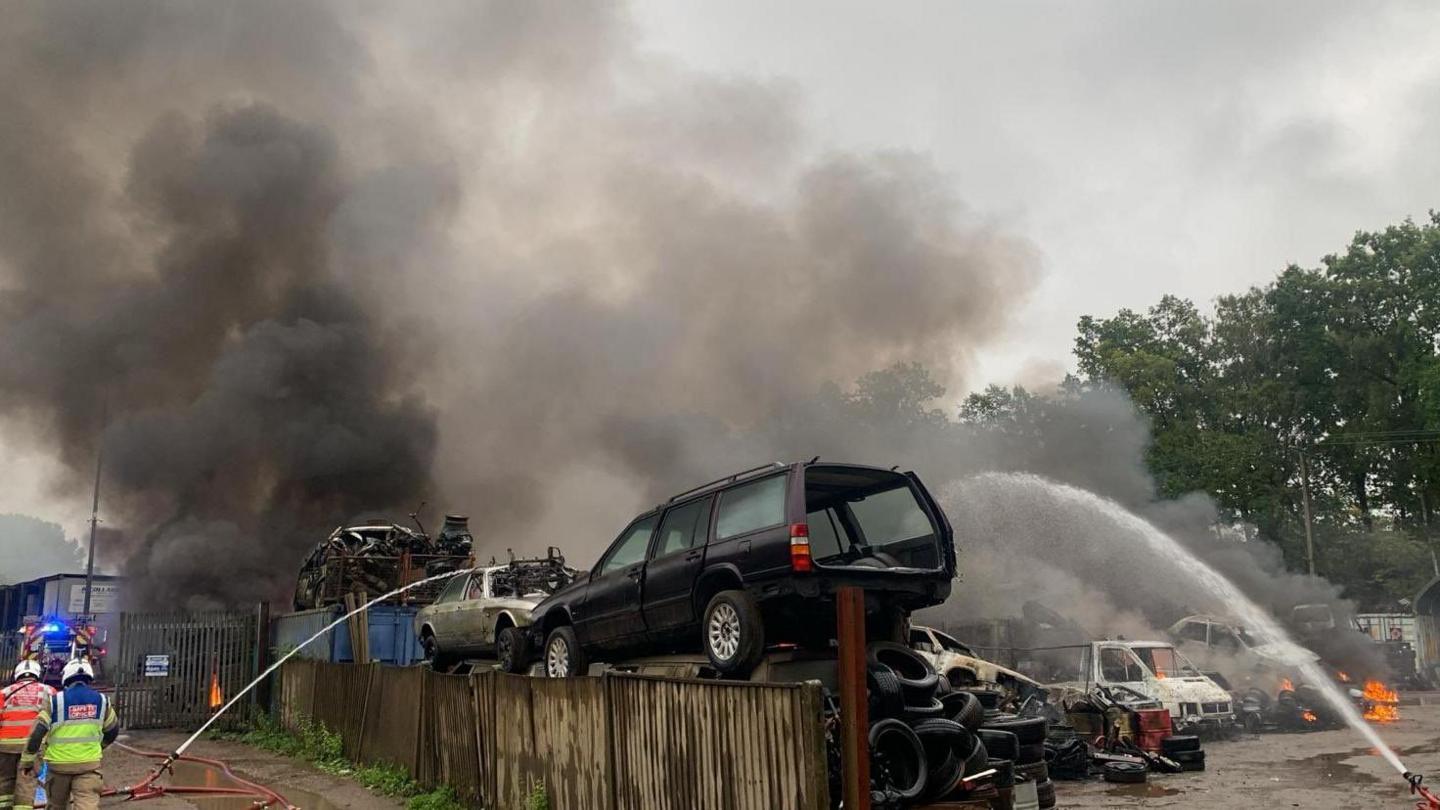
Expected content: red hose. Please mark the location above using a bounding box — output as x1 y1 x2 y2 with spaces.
97 742 296 809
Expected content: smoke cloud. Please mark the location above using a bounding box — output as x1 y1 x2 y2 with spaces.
0 2 1038 607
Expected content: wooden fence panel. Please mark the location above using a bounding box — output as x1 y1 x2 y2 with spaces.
357 665 425 772
420 671 484 807
472 671 497 807
606 674 829 810
310 661 374 759
277 659 317 731
529 677 611 810
493 673 537 808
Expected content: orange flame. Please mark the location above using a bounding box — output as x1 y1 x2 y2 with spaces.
1337 671 1352 683
1362 680 1399 723
209 669 224 709
1279 678 1295 692
1302 710 1318 723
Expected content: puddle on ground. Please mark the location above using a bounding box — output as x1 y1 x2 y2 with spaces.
1105 783 1183 799
1277 749 1386 785
169 761 338 810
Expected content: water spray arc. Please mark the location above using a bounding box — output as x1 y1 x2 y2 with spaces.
963 474 1415 783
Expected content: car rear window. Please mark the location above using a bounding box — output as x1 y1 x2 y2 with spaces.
805 466 941 569
716 475 787 539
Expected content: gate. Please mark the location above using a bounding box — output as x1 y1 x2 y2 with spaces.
113 610 259 729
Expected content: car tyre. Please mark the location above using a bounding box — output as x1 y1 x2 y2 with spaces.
1102 761 1147 784
496 625 529 674
543 626 587 678
702 590 765 676
423 631 453 671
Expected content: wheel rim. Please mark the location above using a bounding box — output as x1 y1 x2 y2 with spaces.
546 636 570 677
708 602 741 661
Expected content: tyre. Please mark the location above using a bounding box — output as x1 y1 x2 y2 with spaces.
987 758 1015 789
1015 741 1046 765
940 691 984 732
1102 761 1147 784
977 729 1018 761
1172 750 1206 772
868 664 907 720
543 626 587 678
423 631 453 671
1036 777 1056 809
912 718 968 797
496 625 528 674
869 718 928 802
971 690 1003 710
702 590 765 675
981 715 1047 745
867 642 940 705
903 697 946 720
1160 734 1201 755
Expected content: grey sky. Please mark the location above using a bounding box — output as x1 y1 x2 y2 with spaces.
4 0 1440 553
632 0 1440 384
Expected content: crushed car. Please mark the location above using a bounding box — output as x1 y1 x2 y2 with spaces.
293 514 475 610
1167 613 1319 690
415 548 577 672
527 460 957 678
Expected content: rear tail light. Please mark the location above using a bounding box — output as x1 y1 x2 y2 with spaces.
790 523 813 573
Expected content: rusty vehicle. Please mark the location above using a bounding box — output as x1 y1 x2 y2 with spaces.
528 460 956 679
292 515 475 610
415 549 577 671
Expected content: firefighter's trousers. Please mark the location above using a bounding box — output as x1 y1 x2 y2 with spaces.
0 751 40 810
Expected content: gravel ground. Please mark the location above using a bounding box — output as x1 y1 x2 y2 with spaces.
97 730 403 810
1056 698 1440 809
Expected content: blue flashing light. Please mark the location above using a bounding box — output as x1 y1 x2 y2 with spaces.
41 623 63 634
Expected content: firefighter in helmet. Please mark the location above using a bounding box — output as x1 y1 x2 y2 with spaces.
22 660 117 810
1 661 56 810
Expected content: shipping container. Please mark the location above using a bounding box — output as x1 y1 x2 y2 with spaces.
271 604 424 666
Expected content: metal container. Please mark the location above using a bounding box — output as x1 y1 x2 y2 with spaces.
1012 779 1039 810
271 604 424 665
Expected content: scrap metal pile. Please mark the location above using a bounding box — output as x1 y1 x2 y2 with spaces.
292 514 475 610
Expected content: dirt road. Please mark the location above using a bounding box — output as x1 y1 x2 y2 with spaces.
98 730 402 810
1058 701 1440 809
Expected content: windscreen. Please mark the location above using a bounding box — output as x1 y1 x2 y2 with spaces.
1133 646 1202 678
805 466 941 569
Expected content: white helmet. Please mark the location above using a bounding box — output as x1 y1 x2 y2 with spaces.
61 659 94 686
12 660 42 682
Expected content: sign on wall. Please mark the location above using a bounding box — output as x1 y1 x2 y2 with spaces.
67 582 118 614
143 655 171 677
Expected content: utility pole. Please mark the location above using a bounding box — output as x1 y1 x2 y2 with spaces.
82 437 103 616
1299 450 1317 576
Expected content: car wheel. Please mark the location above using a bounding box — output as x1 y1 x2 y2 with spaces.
544 626 586 678
423 632 452 671
497 626 529 674
702 590 765 676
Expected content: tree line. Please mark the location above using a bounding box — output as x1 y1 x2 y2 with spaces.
1060 213 1440 608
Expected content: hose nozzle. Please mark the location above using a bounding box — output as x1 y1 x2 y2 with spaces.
1406 771 1424 790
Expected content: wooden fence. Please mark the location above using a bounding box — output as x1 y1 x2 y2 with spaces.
276 661 830 810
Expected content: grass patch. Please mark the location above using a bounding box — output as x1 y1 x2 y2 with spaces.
407 785 464 810
524 778 550 810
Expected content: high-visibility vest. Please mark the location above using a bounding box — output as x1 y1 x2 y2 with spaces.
0 681 55 752
43 686 108 766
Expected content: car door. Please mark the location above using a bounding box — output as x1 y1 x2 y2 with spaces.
455 573 493 651
641 496 714 637
577 513 658 649
1096 644 1152 699
428 573 472 649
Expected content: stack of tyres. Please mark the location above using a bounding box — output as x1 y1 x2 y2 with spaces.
1161 735 1205 771
982 715 1053 810
866 642 994 807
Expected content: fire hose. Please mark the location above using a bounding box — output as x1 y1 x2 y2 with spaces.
1407 772 1440 810
99 742 296 808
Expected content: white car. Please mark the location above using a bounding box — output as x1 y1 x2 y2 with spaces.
909 625 1042 700
1049 640 1236 732
1168 613 1319 690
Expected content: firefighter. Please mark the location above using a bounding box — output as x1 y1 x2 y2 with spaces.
1 661 55 810
22 660 117 810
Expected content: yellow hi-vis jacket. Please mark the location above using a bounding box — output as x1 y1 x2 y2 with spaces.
24 683 118 773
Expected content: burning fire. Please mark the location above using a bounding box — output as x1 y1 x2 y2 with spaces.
1363 680 1399 723
1279 678 1295 692
1302 710 1319 724
1337 671 1352 683
209 669 224 709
